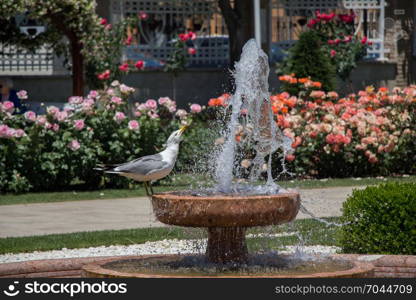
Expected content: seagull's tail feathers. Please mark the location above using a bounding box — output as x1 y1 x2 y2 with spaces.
94 164 121 173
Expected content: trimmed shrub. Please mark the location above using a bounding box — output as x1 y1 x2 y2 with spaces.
277 30 336 93
340 183 416 254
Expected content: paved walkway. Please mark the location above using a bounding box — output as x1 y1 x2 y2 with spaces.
0 186 365 238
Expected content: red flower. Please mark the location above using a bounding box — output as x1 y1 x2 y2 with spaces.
307 18 318 28
187 47 196 55
135 60 145 70
124 36 133 45
285 154 295 162
338 14 355 23
100 18 107 25
139 11 148 20
187 31 197 40
118 63 129 72
361 36 368 44
330 50 337 57
178 33 189 42
97 70 110 80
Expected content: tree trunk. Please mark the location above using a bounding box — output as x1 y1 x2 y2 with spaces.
48 13 85 96
218 0 254 67
70 40 84 96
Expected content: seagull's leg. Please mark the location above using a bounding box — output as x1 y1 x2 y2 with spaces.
149 182 154 195
143 181 150 197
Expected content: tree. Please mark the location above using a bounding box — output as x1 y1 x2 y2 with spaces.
218 0 254 66
278 30 336 93
0 0 129 95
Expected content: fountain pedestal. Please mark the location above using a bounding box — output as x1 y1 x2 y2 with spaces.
151 192 300 264
207 227 248 264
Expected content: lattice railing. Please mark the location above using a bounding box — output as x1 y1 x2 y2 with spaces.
271 0 388 61
112 0 229 68
0 45 53 75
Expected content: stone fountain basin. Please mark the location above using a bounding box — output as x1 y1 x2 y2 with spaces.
151 192 301 227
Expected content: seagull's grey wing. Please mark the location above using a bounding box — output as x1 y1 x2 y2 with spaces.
114 154 168 175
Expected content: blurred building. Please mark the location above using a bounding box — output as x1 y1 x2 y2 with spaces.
0 0 415 106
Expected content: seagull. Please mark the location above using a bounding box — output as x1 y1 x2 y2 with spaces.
95 126 188 196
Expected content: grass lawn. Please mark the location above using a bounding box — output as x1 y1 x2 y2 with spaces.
0 175 414 206
0 218 341 255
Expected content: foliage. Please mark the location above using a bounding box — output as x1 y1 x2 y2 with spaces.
307 11 370 81
277 30 336 93
340 183 416 254
164 32 197 76
0 0 136 89
0 84 209 193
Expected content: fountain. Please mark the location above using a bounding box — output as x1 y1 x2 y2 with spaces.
82 40 373 278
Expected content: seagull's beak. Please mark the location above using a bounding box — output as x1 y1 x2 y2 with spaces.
179 125 188 135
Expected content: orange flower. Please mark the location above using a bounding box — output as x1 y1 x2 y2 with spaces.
312 81 322 88
281 107 289 114
299 78 309 84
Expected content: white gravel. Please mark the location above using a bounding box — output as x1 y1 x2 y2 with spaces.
0 236 340 264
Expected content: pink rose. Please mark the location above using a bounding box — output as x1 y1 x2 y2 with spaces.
55 111 68 122
190 103 202 113
52 124 60 132
36 116 47 125
2 101 14 112
47 106 59 115
24 111 36 122
100 18 107 25
106 88 115 96
145 99 158 110
175 109 188 119
120 84 134 94
128 120 140 130
147 111 159 119
158 97 171 105
74 119 85 131
68 140 81 151
114 112 126 122
330 50 337 57
111 96 123 105
13 129 26 138
68 96 83 105
88 90 98 99
0 125 10 138
17 90 28 100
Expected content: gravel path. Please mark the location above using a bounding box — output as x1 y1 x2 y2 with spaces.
0 186 364 238
0 237 340 263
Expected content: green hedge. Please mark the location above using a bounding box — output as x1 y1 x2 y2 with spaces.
340 183 416 254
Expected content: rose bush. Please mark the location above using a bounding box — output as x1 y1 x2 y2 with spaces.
0 82 210 193
209 76 416 178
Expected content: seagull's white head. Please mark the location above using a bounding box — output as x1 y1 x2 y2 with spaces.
165 125 188 147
